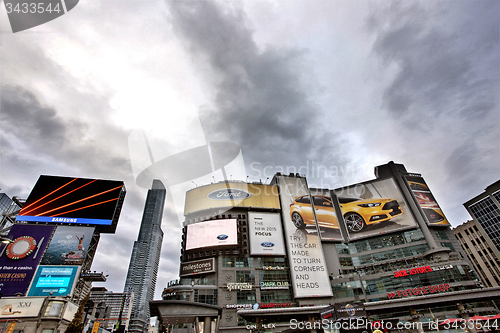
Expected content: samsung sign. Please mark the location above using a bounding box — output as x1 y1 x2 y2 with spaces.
207 189 251 200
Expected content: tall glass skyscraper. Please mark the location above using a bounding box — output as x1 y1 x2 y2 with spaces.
124 180 166 333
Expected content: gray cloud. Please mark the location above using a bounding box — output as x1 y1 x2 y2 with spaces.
167 0 348 183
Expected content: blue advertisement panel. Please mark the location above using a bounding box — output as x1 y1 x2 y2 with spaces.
16 175 125 226
0 224 55 296
41 226 94 265
27 266 80 297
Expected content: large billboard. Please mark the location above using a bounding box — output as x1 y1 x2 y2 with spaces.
41 226 94 266
333 178 417 240
27 266 80 297
16 175 125 229
404 175 450 225
180 258 215 277
308 188 344 241
248 212 286 256
276 175 332 298
0 224 55 296
185 219 238 250
184 182 280 216
0 297 45 318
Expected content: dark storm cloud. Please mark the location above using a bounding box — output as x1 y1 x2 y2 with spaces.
368 1 499 127
1 86 69 149
367 1 499 222
167 1 348 180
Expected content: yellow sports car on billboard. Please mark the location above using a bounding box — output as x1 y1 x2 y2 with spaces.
290 195 403 232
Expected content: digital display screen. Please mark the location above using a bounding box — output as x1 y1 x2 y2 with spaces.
16 175 125 226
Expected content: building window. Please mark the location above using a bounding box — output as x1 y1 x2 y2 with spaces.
236 271 255 284
236 290 256 304
194 289 217 305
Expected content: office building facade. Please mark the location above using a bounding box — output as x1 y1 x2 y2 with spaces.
453 220 500 287
464 180 500 254
125 180 166 333
152 162 499 333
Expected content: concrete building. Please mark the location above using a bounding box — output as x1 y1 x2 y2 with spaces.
124 180 166 333
151 162 499 333
86 287 134 332
464 180 500 254
453 220 500 287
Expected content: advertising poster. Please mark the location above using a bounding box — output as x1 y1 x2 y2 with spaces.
185 219 238 250
0 224 55 296
248 212 286 256
41 226 94 266
276 175 332 298
16 175 125 226
333 178 416 241
184 182 280 216
309 189 344 241
404 175 450 225
27 265 80 297
0 297 46 318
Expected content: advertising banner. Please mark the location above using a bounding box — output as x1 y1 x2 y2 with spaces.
185 219 237 250
276 175 332 298
16 175 125 226
0 224 55 296
184 182 280 215
309 188 344 241
180 258 215 277
27 266 80 297
404 175 450 225
248 212 286 256
41 226 94 266
333 178 416 240
334 302 367 319
0 297 45 318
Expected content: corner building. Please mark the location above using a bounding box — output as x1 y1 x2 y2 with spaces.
152 162 499 333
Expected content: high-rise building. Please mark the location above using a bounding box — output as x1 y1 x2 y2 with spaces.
464 180 500 253
124 180 166 333
453 220 500 287
151 162 499 333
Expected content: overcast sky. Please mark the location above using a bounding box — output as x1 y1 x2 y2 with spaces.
0 0 498 298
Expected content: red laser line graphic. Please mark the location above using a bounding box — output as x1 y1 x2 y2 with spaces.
51 198 119 217
21 179 97 216
34 185 123 216
21 178 78 212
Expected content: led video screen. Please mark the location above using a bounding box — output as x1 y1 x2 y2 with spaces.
185 219 238 250
16 175 125 226
404 175 450 225
27 266 80 297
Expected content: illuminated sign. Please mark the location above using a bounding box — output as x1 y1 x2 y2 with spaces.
404 175 449 225
27 266 80 297
259 281 289 289
180 258 215 277
255 302 293 309
41 226 94 266
262 266 286 270
227 283 252 291
334 302 367 319
226 304 252 309
394 266 433 277
185 219 238 250
16 175 125 230
387 283 450 299
0 224 55 296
